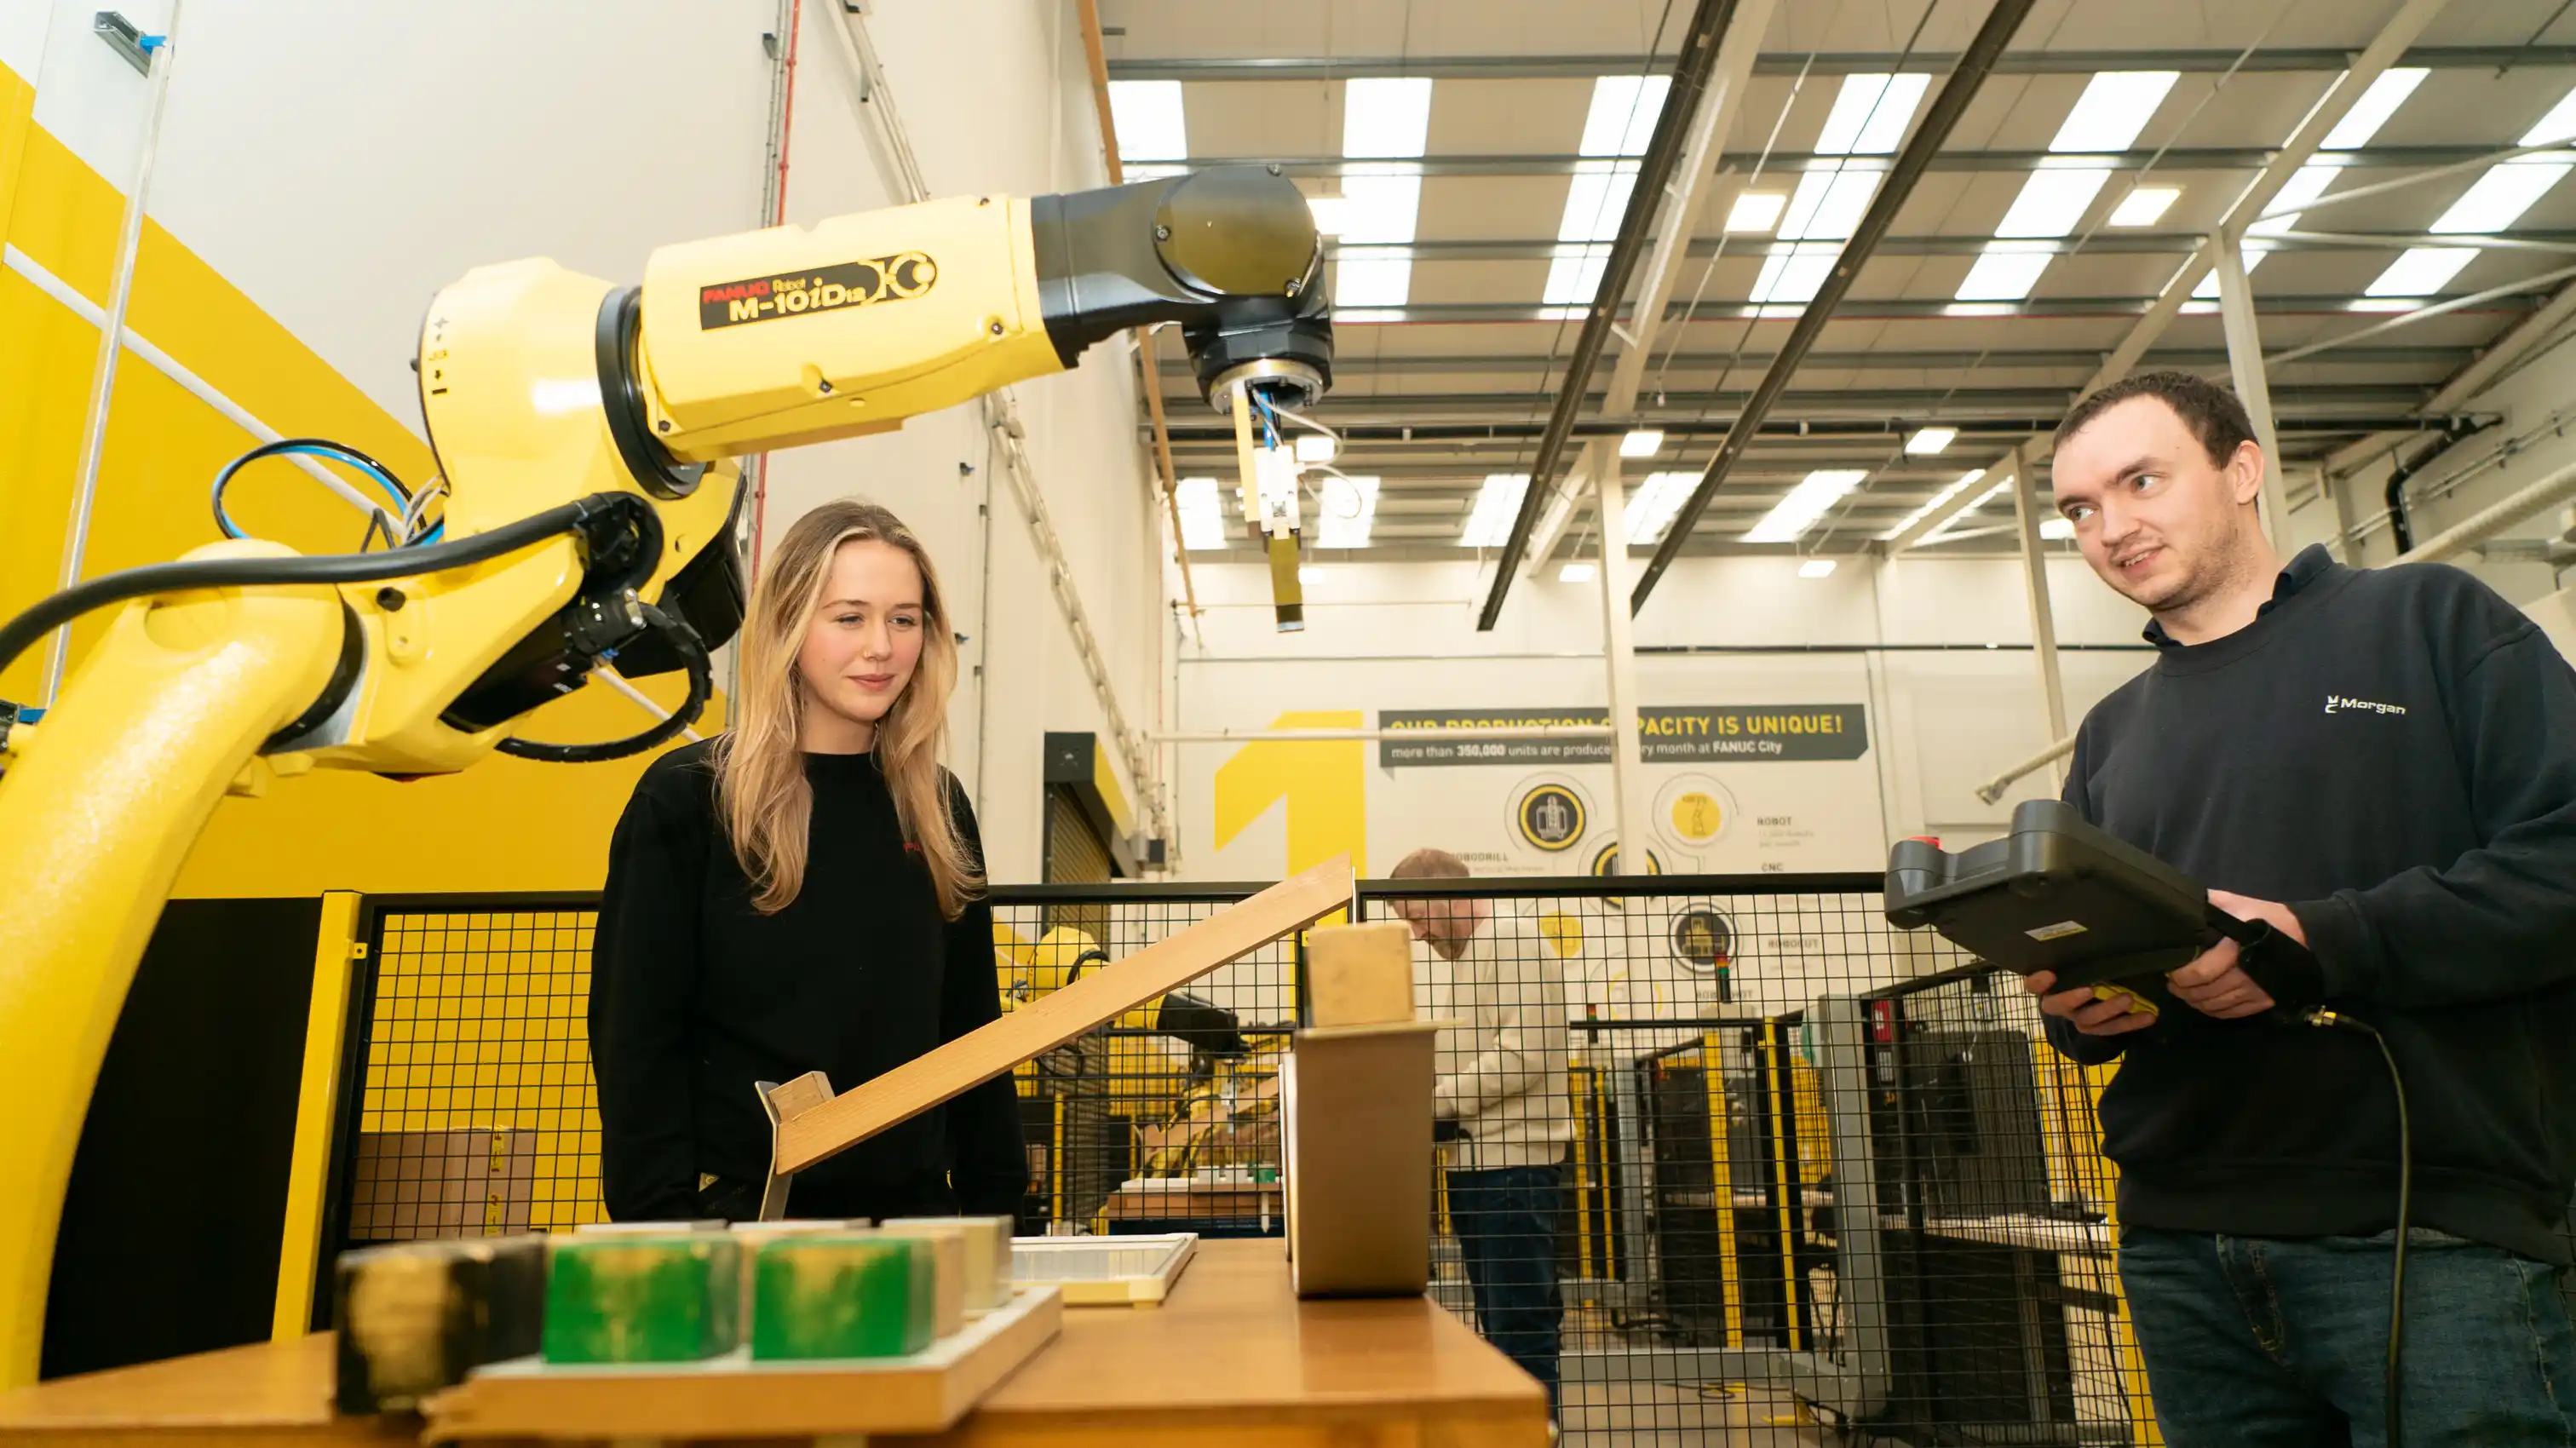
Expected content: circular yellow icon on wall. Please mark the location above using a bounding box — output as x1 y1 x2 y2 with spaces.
1516 783 1587 853
1654 773 1736 851
1669 790 1723 844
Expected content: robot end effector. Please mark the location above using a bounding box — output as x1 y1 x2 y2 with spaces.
1026 164 1333 414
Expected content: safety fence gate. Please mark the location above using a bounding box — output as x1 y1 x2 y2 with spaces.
319 875 2159 1446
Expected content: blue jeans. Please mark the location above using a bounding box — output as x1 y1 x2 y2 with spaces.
2119 1226 2576 1446
1447 1163 1565 1411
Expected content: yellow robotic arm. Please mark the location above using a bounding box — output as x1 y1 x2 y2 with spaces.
0 165 1327 1386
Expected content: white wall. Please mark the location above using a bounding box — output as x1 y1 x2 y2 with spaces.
25 0 774 426
752 0 1169 882
1175 550 2155 876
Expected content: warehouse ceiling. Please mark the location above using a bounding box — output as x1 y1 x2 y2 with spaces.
1095 0 2576 567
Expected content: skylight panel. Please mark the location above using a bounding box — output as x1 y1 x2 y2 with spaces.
2047 72 2177 154
1745 469 1868 543
1580 75 1669 158
1625 471 1699 543
1107 80 1187 161
1176 477 1227 550
1315 475 1379 549
1460 474 1531 548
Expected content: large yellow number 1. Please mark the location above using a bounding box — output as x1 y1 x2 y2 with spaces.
1212 710 1369 882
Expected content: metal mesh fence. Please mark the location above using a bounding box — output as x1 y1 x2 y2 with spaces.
325 875 2153 1445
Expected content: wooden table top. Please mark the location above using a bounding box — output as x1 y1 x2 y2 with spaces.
0 1239 1547 1447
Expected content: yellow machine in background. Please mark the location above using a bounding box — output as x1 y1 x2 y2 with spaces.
0 165 1329 1387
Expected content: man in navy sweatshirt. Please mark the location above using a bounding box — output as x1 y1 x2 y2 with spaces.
2029 370 2576 1445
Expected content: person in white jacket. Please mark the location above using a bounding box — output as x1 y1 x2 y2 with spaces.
1387 848 1573 1416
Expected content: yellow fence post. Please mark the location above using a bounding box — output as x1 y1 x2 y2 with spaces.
272 891 364 1340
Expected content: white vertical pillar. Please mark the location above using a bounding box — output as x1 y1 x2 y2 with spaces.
2211 233 2293 549
1590 440 1653 875
2006 444 2070 787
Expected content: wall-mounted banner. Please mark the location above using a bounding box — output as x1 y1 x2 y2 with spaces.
1377 706 1868 768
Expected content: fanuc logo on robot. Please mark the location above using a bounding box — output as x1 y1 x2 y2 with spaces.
699 251 940 329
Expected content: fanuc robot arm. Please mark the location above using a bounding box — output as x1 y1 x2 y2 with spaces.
0 165 1326 1387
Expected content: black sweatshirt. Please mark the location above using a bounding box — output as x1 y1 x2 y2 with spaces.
2048 545 2576 1263
588 740 1026 1222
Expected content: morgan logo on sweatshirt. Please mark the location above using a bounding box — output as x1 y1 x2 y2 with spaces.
2325 693 2406 715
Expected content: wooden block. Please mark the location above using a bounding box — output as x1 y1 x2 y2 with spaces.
1303 921 1416 1026
874 1222 966 1338
1282 1023 1440 1298
334 1235 545 1413
748 1235 933 1359
539 1235 740 1364
889 1215 1012 1311
776 855 1353 1174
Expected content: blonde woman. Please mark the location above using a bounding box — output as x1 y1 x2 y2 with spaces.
589 500 1025 1223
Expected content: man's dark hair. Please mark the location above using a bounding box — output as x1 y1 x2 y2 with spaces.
2054 370 2257 467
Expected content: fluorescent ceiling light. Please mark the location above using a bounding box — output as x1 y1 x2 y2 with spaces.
1315 474 1379 549
1620 429 1665 458
1107 80 1187 161
1557 164 1640 244
1816 73 1929 156
1625 470 1699 544
1749 248 1838 305
2365 246 2477 297
1955 250 2052 302
1337 254 1415 308
2321 67 2429 152
1745 469 1867 543
1176 476 1228 550
1580 75 1669 158
1543 244 1612 306
1308 196 1348 234
2525 85 2576 147
1779 169 1883 241
1334 170 1422 307
1995 167 2112 238
2432 160 2575 234
2343 81 2576 305
2107 186 2179 227
1334 82 1430 311
1904 427 1956 456
2038 516 2076 541
1560 561 1598 583
1725 192 1786 233
1335 172 1421 242
1343 77 1434 159
1295 434 1336 464
1797 558 1838 578
1460 474 1531 548
1880 469 1984 539
2048 71 2177 154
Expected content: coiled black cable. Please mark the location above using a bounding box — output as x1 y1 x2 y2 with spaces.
492 601 710 764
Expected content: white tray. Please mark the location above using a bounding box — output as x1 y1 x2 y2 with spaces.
1008 1233 1198 1306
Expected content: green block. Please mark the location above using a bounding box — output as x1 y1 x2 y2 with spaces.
540 1234 741 1364
750 1235 934 1360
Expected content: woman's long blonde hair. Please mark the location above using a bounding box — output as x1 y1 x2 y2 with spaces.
711 500 983 918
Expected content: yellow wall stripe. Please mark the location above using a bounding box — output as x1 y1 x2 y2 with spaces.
272 891 362 1340
0 57 722 898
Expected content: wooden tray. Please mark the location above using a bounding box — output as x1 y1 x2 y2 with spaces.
419 1284 1061 1439
1009 1233 1198 1306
